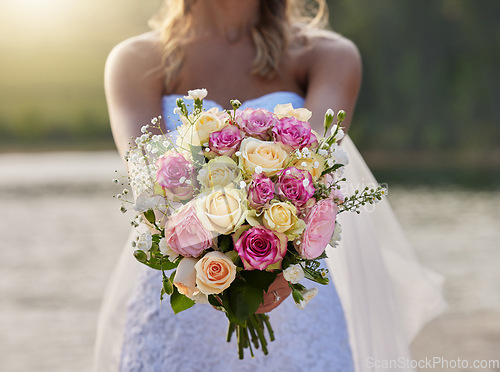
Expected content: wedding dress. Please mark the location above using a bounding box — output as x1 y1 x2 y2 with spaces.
94 91 446 372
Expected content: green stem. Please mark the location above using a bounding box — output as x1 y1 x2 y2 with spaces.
244 325 255 358
227 322 236 343
262 315 275 342
237 325 244 360
249 315 268 355
247 321 260 349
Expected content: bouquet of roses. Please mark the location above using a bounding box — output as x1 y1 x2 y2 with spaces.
114 89 387 359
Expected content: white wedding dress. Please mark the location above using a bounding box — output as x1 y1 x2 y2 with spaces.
94 92 446 372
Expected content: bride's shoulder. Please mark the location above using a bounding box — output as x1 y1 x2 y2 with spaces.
292 28 362 80
105 31 163 78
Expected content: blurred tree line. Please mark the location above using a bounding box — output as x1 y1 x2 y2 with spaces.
330 0 500 163
0 0 498 173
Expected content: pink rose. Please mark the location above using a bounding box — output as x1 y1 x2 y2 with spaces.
164 204 213 257
236 108 277 140
156 152 196 201
297 199 338 259
208 124 244 157
247 173 275 209
233 226 287 271
276 167 315 207
272 117 318 152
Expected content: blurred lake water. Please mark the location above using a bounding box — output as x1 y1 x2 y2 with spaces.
0 151 499 371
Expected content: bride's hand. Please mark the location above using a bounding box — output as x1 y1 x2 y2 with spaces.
255 273 291 314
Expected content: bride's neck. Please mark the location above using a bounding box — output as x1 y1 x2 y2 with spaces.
190 0 260 42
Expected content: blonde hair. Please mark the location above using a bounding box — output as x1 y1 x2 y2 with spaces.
149 0 329 87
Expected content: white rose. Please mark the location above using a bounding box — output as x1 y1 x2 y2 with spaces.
159 237 180 262
296 287 318 310
196 186 247 235
184 88 208 100
197 156 241 190
283 264 304 284
274 103 312 122
173 257 200 298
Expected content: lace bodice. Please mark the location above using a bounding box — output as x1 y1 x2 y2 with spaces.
119 92 354 372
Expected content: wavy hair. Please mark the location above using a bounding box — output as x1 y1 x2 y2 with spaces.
149 0 329 87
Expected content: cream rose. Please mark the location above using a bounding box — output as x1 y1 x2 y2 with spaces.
238 138 288 177
291 152 325 181
261 201 305 240
196 186 247 234
173 257 200 298
274 103 312 122
194 251 236 295
177 107 227 146
197 156 242 190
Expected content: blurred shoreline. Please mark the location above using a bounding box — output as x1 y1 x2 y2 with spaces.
0 151 499 371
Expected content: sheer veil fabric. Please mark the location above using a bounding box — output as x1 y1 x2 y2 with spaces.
93 92 446 371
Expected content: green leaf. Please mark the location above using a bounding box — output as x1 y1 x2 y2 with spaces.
143 209 156 225
227 278 264 324
133 250 148 263
218 234 233 253
303 269 329 285
170 287 195 314
321 163 343 177
189 144 206 168
162 259 179 270
150 242 160 252
240 270 278 292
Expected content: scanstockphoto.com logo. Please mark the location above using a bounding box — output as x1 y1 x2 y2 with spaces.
366 356 500 369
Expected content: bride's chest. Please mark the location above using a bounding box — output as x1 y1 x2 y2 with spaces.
171 39 305 104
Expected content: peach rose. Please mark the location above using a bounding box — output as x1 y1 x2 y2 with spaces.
173 257 199 298
290 152 325 181
194 251 236 295
238 138 288 177
196 186 247 235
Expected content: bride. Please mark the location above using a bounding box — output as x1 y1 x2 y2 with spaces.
95 0 446 371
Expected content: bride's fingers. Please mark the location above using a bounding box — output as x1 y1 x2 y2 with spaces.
255 274 292 314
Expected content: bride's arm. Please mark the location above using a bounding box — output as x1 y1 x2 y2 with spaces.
302 35 362 134
105 32 165 158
